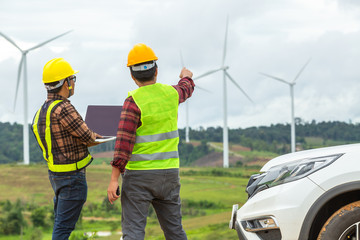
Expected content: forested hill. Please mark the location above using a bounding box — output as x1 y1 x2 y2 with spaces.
1 120 360 164
181 120 360 153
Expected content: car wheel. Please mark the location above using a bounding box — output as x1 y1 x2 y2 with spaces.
317 201 360 240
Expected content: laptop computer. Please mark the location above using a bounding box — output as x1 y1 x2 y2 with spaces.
84 105 122 143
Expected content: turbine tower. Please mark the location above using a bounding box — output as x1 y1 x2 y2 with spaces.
0 31 72 165
259 58 311 152
194 17 253 168
179 51 191 143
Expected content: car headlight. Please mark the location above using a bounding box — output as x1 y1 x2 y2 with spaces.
247 154 343 197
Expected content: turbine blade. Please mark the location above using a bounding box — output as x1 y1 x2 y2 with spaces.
0 32 22 51
14 55 24 110
222 16 229 67
193 68 223 80
180 50 185 68
225 71 253 103
293 58 311 83
27 30 73 51
195 85 212 93
259 72 290 85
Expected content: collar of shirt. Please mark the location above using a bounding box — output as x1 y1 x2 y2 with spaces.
47 93 70 102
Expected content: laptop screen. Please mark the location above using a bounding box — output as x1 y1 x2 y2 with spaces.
85 105 122 137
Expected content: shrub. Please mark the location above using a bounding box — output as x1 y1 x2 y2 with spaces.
30 207 47 228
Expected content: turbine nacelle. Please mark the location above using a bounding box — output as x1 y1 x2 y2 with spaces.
222 66 229 71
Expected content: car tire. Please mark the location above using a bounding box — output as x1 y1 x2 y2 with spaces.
317 201 360 240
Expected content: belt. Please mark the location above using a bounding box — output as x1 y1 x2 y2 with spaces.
49 167 86 175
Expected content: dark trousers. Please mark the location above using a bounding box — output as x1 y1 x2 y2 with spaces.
48 170 87 240
121 168 187 240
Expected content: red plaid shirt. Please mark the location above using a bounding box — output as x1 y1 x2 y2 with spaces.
33 93 97 165
111 77 195 173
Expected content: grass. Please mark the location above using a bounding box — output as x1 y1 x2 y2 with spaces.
180 175 248 206
0 164 53 204
6 138 354 239
323 139 357 146
0 235 22 240
304 137 357 149
304 137 324 146
0 164 252 239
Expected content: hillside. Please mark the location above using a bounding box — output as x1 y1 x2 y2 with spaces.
1 120 360 165
0 164 250 239
191 152 241 167
92 146 243 167
92 140 280 169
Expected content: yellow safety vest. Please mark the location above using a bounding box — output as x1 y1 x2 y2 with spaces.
32 100 92 172
126 83 180 170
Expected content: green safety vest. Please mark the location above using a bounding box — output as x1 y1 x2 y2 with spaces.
126 83 180 170
32 100 92 172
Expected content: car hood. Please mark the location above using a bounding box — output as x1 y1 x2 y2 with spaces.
261 143 360 172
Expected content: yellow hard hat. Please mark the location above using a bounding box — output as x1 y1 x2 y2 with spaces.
127 43 158 67
42 58 79 83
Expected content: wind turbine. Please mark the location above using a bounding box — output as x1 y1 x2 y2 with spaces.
259 58 311 153
0 30 72 165
194 17 253 168
180 51 211 143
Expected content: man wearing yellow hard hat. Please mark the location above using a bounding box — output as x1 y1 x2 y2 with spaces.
107 43 194 239
32 58 101 239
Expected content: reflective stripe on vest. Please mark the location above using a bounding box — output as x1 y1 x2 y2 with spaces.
126 83 179 170
32 100 92 172
131 151 179 161
135 130 179 143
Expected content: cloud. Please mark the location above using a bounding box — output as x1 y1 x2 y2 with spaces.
1 0 360 131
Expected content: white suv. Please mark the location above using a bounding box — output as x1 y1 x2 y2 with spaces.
229 143 360 240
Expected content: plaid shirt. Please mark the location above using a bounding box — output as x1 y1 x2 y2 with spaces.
111 77 195 173
33 93 96 165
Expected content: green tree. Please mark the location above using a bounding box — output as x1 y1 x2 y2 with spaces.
0 199 26 235
30 207 47 228
3 208 26 235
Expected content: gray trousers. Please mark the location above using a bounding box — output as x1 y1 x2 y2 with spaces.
121 168 187 240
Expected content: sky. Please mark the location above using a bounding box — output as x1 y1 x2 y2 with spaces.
1 0 360 130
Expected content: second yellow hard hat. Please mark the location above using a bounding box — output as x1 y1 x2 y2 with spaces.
42 58 79 83
127 43 158 67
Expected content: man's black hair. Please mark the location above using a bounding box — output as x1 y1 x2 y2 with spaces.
130 61 157 82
